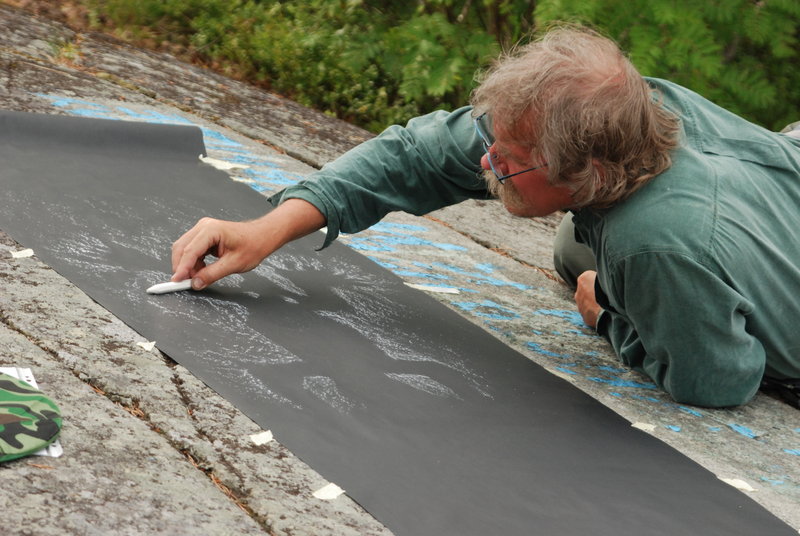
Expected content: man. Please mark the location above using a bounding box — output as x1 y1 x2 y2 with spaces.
172 25 800 407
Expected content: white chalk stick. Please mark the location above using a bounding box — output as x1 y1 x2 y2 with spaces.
146 280 193 295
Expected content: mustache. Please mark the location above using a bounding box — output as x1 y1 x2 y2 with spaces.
482 169 529 212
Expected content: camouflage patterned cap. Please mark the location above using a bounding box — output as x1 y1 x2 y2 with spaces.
0 372 62 463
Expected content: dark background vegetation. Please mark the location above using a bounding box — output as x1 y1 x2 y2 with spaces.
8 0 800 133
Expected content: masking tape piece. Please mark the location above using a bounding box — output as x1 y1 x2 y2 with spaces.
136 341 156 352
719 477 757 492
404 283 460 294
312 482 345 500
250 430 274 446
632 422 657 433
11 248 34 258
199 155 249 171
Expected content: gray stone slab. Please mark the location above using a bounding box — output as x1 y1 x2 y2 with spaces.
0 284 265 536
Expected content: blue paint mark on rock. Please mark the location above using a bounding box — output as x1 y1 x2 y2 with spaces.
596 365 628 374
348 234 466 253
665 425 681 432
414 262 532 290
533 309 587 328
526 342 571 360
369 222 429 233
474 263 498 273
677 406 704 418
244 168 303 187
707 426 722 432
760 477 786 486
366 257 398 269
452 300 520 320
588 377 657 389
555 367 578 375
784 449 800 456
391 270 450 281
728 423 759 439
631 394 661 402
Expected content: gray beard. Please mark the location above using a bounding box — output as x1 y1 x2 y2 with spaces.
483 169 530 214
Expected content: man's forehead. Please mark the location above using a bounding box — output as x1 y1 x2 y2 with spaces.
493 133 533 163
493 120 535 156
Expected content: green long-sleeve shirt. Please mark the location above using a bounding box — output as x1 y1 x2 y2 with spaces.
270 78 800 407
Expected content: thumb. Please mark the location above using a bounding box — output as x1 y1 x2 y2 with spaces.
191 256 236 290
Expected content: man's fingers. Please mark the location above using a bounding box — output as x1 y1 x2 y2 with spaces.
171 220 222 282
190 254 240 290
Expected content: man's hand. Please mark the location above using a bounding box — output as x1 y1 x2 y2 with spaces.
574 270 603 328
170 199 326 290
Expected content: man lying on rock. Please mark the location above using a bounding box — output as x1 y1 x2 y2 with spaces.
171 25 800 408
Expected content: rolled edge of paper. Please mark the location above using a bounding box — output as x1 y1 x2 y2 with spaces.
719 477 757 492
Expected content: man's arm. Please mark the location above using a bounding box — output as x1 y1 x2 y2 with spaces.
592 252 765 407
268 106 487 248
171 106 486 284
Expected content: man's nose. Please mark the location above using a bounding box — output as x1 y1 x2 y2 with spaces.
480 152 492 170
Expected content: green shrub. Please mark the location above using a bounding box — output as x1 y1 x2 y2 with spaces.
83 0 799 132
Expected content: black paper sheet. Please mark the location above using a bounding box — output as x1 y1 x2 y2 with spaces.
0 110 793 535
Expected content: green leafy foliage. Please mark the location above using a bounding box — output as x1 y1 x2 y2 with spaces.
82 0 799 132
536 0 800 130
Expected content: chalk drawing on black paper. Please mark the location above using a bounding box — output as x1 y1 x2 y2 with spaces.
303 376 363 414
385 374 463 400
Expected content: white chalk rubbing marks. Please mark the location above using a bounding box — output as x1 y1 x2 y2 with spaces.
213 273 245 288
136 340 157 352
199 155 250 170
313 482 345 500
404 282 460 294
303 376 360 414
10 248 34 259
317 286 493 399
631 422 657 433
719 477 757 493
385 373 462 400
234 369 303 410
250 430 274 446
251 263 308 297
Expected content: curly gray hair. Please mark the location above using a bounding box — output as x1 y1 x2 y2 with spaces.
471 24 680 208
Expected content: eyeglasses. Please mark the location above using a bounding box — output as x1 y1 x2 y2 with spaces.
473 113 547 183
